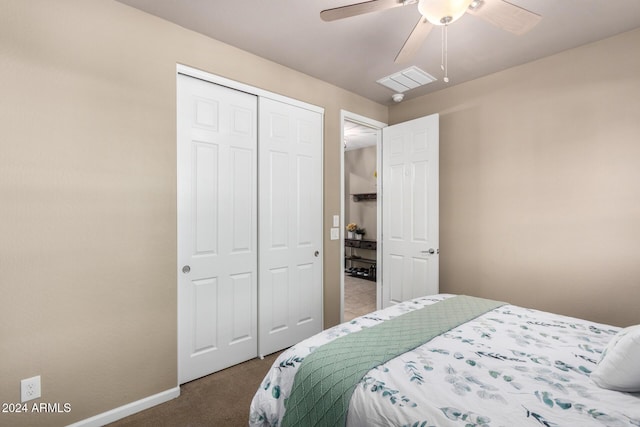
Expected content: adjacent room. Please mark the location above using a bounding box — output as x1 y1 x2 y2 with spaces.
1 1 639 426
343 120 379 321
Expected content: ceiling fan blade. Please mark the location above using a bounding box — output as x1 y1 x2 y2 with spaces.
394 17 434 64
467 0 541 35
320 0 407 22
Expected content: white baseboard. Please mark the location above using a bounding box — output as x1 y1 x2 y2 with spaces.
67 387 180 427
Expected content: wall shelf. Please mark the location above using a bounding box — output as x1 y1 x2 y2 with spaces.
351 193 377 202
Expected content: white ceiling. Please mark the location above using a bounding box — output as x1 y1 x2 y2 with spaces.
116 0 640 105
344 120 379 151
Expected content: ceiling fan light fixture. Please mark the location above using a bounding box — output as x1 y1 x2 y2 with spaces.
418 0 474 25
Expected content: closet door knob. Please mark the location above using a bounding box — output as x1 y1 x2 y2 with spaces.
182 265 191 274
314 251 320 257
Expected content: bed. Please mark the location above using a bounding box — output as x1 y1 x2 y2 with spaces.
249 294 640 427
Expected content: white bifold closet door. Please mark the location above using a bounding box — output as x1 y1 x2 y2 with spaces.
177 74 258 384
177 72 323 383
258 98 323 357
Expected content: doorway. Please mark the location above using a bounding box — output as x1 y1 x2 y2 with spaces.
339 111 440 321
340 111 386 323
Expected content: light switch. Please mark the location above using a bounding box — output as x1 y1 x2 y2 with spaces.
330 227 339 240
332 215 340 227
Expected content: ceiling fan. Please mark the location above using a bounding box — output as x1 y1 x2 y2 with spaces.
321 0 541 66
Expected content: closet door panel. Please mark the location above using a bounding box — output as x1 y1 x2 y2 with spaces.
229 148 253 253
259 98 323 357
268 151 290 249
178 74 258 384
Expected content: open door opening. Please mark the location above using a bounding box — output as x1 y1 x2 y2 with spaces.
340 111 440 322
340 111 386 323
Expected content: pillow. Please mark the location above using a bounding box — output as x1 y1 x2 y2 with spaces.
591 324 640 392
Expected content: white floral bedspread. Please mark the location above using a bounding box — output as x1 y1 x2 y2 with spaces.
249 294 640 426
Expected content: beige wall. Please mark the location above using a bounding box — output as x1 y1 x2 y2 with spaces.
390 28 640 328
0 0 386 425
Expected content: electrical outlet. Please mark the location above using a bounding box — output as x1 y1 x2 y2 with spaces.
21 375 41 402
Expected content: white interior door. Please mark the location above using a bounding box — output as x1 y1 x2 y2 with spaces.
382 114 439 307
258 97 323 357
177 74 258 384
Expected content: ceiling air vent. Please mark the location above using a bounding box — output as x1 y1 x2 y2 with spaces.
376 66 437 93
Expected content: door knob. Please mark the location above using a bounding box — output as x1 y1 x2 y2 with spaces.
182 265 191 274
421 249 436 254
314 251 320 257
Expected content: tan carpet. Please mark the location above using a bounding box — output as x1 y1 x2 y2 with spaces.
108 277 374 426
107 352 281 427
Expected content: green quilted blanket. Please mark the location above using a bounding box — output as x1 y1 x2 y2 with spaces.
281 295 506 427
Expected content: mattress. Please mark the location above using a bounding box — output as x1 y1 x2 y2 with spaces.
249 294 640 426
